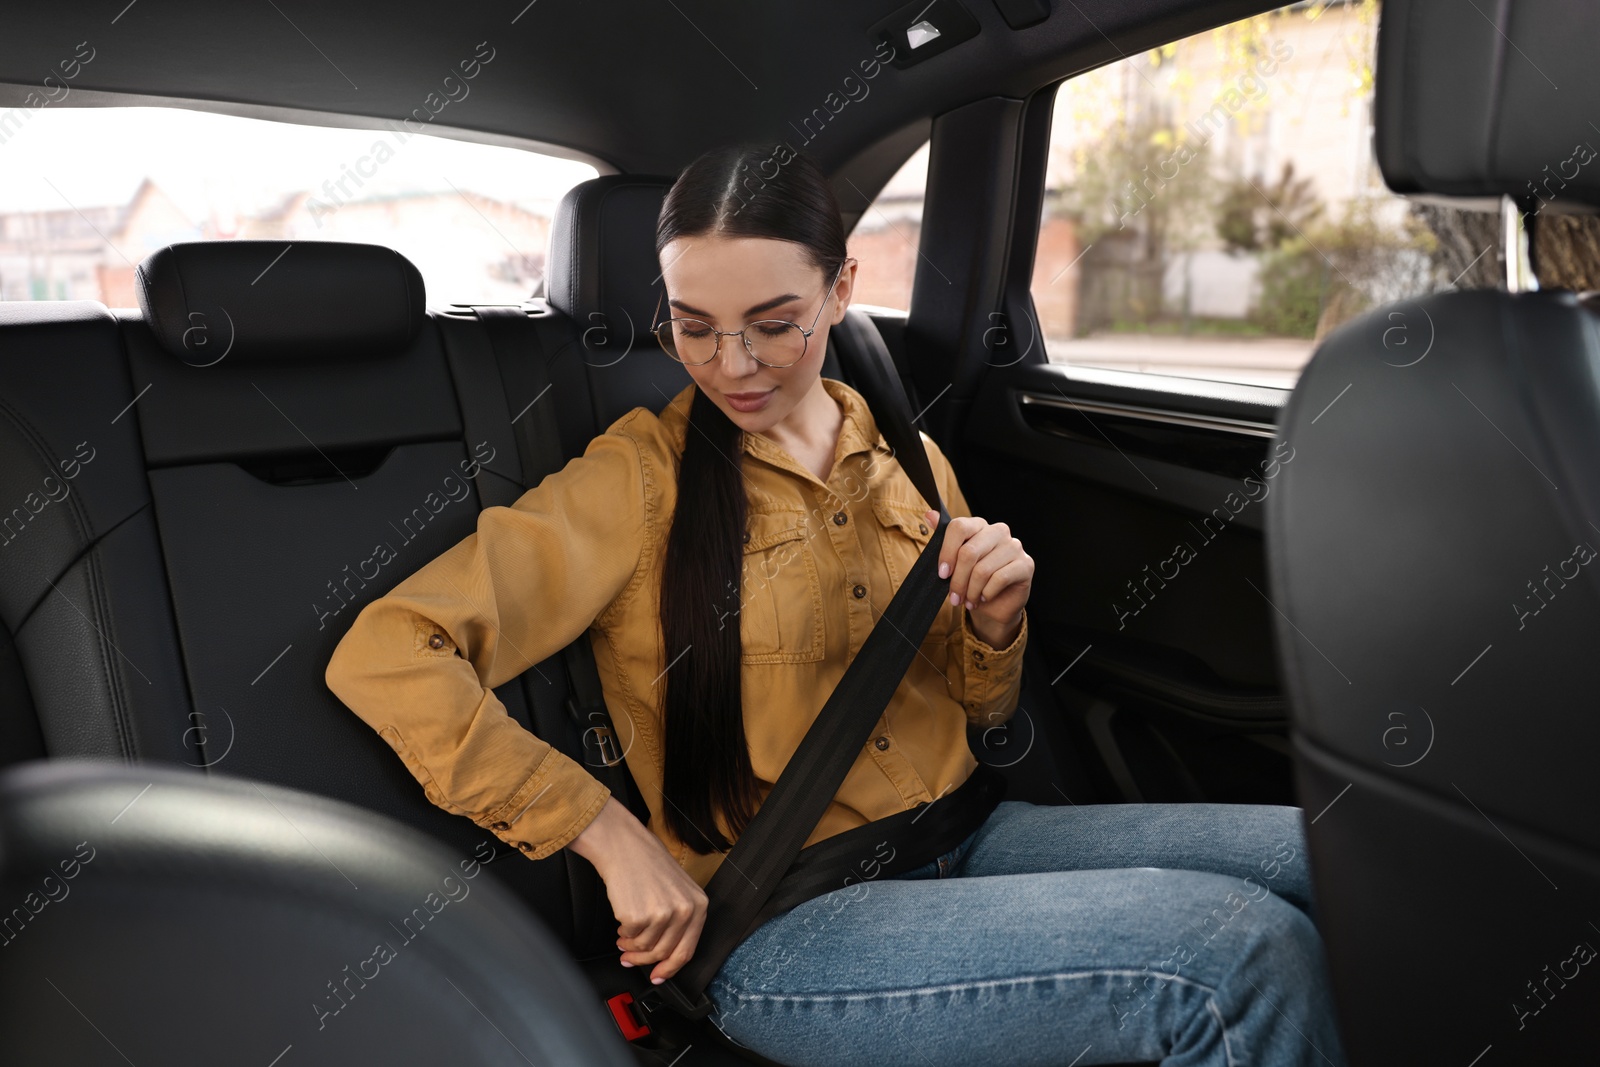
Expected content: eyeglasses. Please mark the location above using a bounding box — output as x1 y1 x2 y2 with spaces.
650 258 850 369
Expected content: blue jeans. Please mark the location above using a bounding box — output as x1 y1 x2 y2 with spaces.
706 799 1348 1067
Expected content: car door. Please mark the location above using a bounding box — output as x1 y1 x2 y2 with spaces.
868 0 1475 811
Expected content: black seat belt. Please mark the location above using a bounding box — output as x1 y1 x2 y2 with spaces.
474 303 972 1028
471 306 642 794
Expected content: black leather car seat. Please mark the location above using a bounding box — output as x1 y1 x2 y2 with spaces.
0 757 635 1066
1265 1 1600 1062
0 241 654 1063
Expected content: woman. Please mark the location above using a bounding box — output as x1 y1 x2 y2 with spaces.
324 144 1347 1067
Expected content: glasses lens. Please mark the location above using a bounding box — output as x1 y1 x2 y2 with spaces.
657 319 718 364
745 321 806 367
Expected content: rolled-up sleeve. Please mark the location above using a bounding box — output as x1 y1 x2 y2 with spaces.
324 416 652 860
957 607 1028 727
922 432 1029 728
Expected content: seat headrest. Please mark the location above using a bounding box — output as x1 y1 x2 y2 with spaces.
136 240 426 362
1376 0 1600 207
546 175 674 342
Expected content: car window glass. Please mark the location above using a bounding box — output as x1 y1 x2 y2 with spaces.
1030 0 1502 389
0 106 597 305
844 141 928 314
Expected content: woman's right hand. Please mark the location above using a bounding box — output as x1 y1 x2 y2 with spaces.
568 796 709 984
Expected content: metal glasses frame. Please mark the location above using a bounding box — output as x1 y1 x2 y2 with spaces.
649 257 851 368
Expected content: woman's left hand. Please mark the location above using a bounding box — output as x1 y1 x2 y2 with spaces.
923 509 1033 649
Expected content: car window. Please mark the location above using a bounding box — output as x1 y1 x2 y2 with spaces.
844 141 928 314
0 106 597 306
1030 0 1500 389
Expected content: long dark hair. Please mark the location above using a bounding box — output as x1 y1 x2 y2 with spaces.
655 143 848 853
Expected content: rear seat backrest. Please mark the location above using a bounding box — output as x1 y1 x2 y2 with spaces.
547 174 699 431
0 301 192 767
0 241 608 948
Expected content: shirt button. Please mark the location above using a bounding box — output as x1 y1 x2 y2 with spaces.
428 633 446 649
873 736 890 750
833 511 848 525
972 649 985 660
743 530 750 544
919 523 928 534
853 584 867 598
514 841 534 853
977 663 989 671
490 821 510 832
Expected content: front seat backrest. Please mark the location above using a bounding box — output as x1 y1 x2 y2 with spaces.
1268 2 1600 1063
0 758 634 1067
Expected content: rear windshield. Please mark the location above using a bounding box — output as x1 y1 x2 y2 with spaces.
0 106 597 306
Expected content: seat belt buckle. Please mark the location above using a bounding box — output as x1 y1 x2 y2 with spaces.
605 991 653 1041
568 696 624 767
582 721 623 767
637 977 715 1021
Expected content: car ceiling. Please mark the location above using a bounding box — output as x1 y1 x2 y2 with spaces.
0 0 1278 212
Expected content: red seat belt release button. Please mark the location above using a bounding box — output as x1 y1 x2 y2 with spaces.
605 991 652 1041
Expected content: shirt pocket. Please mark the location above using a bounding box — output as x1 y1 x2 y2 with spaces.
739 509 825 664
871 497 958 644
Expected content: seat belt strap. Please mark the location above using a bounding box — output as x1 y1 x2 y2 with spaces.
470 305 645 805
475 305 567 485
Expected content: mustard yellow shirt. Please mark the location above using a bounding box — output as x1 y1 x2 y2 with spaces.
324 375 1028 889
